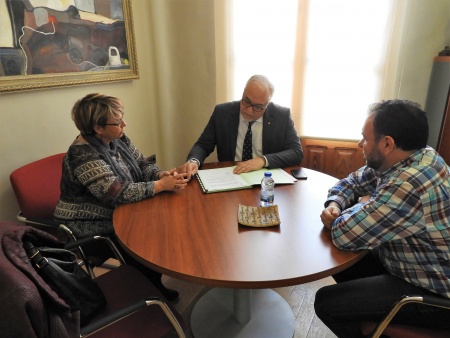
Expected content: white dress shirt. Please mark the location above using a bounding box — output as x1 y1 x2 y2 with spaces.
235 115 268 165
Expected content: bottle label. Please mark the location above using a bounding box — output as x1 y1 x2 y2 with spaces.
260 191 274 206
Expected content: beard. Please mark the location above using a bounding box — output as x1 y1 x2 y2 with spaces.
365 148 384 171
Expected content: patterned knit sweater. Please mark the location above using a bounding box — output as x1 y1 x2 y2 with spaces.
54 134 162 238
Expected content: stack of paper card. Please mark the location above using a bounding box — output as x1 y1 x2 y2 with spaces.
238 204 281 227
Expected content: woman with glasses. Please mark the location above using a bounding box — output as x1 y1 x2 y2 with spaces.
179 74 303 180
54 93 186 300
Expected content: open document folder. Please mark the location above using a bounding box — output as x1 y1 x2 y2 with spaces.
195 166 296 193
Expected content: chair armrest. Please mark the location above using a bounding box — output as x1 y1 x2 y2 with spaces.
64 236 126 265
17 211 67 230
369 294 450 338
80 297 186 338
16 211 98 277
422 294 450 309
17 211 78 241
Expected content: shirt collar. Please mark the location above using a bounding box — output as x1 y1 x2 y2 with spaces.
239 114 264 124
379 147 428 179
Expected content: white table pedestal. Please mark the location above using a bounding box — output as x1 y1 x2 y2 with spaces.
191 288 295 338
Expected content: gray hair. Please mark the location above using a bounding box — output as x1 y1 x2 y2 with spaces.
247 75 275 99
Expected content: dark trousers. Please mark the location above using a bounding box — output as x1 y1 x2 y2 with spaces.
314 252 450 338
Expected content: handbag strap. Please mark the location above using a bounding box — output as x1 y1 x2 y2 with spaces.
24 241 49 269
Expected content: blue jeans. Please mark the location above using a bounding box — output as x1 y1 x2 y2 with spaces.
314 253 450 337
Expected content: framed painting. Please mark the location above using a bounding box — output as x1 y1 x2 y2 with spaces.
0 0 138 93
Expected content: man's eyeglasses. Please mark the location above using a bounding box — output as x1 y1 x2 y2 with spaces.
241 98 268 112
103 118 124 127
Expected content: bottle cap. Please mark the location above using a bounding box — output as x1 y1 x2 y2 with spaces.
264 172 272 177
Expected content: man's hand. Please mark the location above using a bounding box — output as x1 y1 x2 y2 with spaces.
177 161 199 181
320 202 341 230
233 157 265 174
359 195 371 203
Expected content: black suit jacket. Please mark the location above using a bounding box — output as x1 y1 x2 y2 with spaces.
187 101 303 168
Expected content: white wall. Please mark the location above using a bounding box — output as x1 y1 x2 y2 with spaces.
397 0 450 103
396 0 450 148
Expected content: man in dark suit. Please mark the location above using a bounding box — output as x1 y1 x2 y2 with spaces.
179 75 303 179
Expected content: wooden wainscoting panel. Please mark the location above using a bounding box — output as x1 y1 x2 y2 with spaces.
301 138 365 178
303 145 328 173
332 147 364 179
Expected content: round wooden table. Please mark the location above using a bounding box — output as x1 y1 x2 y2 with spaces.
114 164 365 337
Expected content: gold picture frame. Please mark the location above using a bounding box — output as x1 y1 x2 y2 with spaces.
0 0 138 93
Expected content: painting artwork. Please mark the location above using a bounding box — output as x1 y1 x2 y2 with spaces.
0 0 138 92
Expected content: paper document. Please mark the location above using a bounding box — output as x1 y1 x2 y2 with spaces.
196 166 296 193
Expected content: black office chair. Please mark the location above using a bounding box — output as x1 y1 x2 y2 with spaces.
361 294 450 338
0 221 187 338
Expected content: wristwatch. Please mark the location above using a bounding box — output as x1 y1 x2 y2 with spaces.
188 158 200 167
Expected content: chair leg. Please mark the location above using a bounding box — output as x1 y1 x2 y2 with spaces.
60 223 96 278
149 299 186 338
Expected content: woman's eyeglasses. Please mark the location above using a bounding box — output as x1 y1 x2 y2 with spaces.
103 118 124 127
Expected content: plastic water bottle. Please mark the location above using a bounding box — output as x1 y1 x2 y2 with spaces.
260 172 275 207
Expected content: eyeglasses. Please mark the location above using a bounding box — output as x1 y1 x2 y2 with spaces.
241 98 268 112
103 118 124 127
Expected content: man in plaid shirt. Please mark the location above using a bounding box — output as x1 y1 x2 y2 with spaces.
314 99 450 337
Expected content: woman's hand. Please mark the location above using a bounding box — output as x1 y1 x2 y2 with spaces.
155 169 188 193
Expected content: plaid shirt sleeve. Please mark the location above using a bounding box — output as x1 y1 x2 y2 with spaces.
325 165 379 212
330 172 425 250
325 148 450 297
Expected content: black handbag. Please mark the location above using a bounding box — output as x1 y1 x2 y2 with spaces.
24 241 106 325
